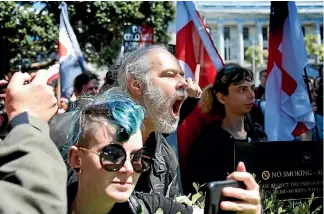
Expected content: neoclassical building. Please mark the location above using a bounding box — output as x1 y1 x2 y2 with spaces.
194 1 323 65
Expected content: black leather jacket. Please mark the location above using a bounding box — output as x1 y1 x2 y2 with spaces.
68 192 193 214
135 132 180 198
184 115 268 194
128 192 193 214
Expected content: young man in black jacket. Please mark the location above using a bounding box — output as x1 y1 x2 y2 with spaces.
186 64 265 213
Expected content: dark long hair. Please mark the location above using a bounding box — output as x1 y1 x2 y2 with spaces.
200 63 254 117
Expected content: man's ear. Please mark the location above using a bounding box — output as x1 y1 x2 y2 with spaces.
216 92 227 105
68 146 81 170
127 76 144 98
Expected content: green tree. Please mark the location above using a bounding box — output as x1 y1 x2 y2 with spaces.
304 34 323 62
0 1 58 73
0 1 175 72
304 34 318 56
245 45 264 66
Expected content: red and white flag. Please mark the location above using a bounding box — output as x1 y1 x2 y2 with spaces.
265 1 315 141
176 1 223 172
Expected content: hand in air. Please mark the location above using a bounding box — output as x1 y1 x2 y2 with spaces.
5 70 58 122
186 64 202 99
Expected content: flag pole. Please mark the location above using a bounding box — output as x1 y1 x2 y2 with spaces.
199 14 207 71
303 67 312 103
57 71 61 106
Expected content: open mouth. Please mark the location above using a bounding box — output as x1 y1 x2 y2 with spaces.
172 97 185 118
112 181 132 185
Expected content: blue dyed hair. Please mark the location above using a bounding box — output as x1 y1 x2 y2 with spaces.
61 87 145 160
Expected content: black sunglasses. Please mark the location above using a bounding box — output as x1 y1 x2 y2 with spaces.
77 144 153 173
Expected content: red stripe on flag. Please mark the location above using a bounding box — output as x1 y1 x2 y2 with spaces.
176 13 221 174
292 122 309 137
58 41 67 58
281 69 297 96
268 31 306 136
266 1 313 139
176 21 218 88
267 31 297 96
176 21 196 77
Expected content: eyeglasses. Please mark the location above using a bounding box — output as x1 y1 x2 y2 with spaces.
77 144 153 173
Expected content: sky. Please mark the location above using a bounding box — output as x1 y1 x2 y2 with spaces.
32 2 46 10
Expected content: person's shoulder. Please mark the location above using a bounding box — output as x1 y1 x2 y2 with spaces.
198 119 226 141
255 127 268 142
155 132 176 153
155 132 179 169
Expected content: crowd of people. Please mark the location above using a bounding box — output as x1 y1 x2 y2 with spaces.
0 44 322 214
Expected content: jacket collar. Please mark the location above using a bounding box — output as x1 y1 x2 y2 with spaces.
145 132 167 175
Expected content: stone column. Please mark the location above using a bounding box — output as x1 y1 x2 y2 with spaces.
238 22 244 65
217 23 225 60
315 22 321 45
257 22 264 65
315 22 322 63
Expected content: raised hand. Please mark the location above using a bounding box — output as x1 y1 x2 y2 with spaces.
5 70 58 122
186 64 202 98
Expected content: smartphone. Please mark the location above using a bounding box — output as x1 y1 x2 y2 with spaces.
204 180 246 214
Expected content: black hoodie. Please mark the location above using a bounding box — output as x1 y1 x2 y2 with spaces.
183 115 267 194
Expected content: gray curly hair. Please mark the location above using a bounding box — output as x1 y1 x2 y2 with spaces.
117 45 168 91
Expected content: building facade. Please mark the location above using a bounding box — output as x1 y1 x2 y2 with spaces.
193 1 323 66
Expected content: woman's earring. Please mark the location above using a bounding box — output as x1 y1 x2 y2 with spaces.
74 168 81 173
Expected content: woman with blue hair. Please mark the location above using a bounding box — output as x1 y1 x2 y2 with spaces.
63 88 196 214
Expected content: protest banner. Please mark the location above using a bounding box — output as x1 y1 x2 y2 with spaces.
123 25 154 53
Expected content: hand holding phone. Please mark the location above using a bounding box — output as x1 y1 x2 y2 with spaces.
204 180 246 214
205 162 261 214
6 71 58 122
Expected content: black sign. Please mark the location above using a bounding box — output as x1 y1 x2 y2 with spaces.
123 25 154 53
234 141 323 200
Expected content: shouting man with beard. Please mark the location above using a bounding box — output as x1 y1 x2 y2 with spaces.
117 47 262 213
117 45 202 198
56 45 262 213
116 47 262 214
57 45 202 205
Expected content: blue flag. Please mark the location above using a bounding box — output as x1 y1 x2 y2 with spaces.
59 2 88 98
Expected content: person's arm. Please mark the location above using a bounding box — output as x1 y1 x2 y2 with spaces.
180 65 202 127
179 97 200 126
0 113 67 214
0 70 65 214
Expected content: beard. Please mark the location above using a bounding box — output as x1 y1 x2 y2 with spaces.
142 79 187 134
